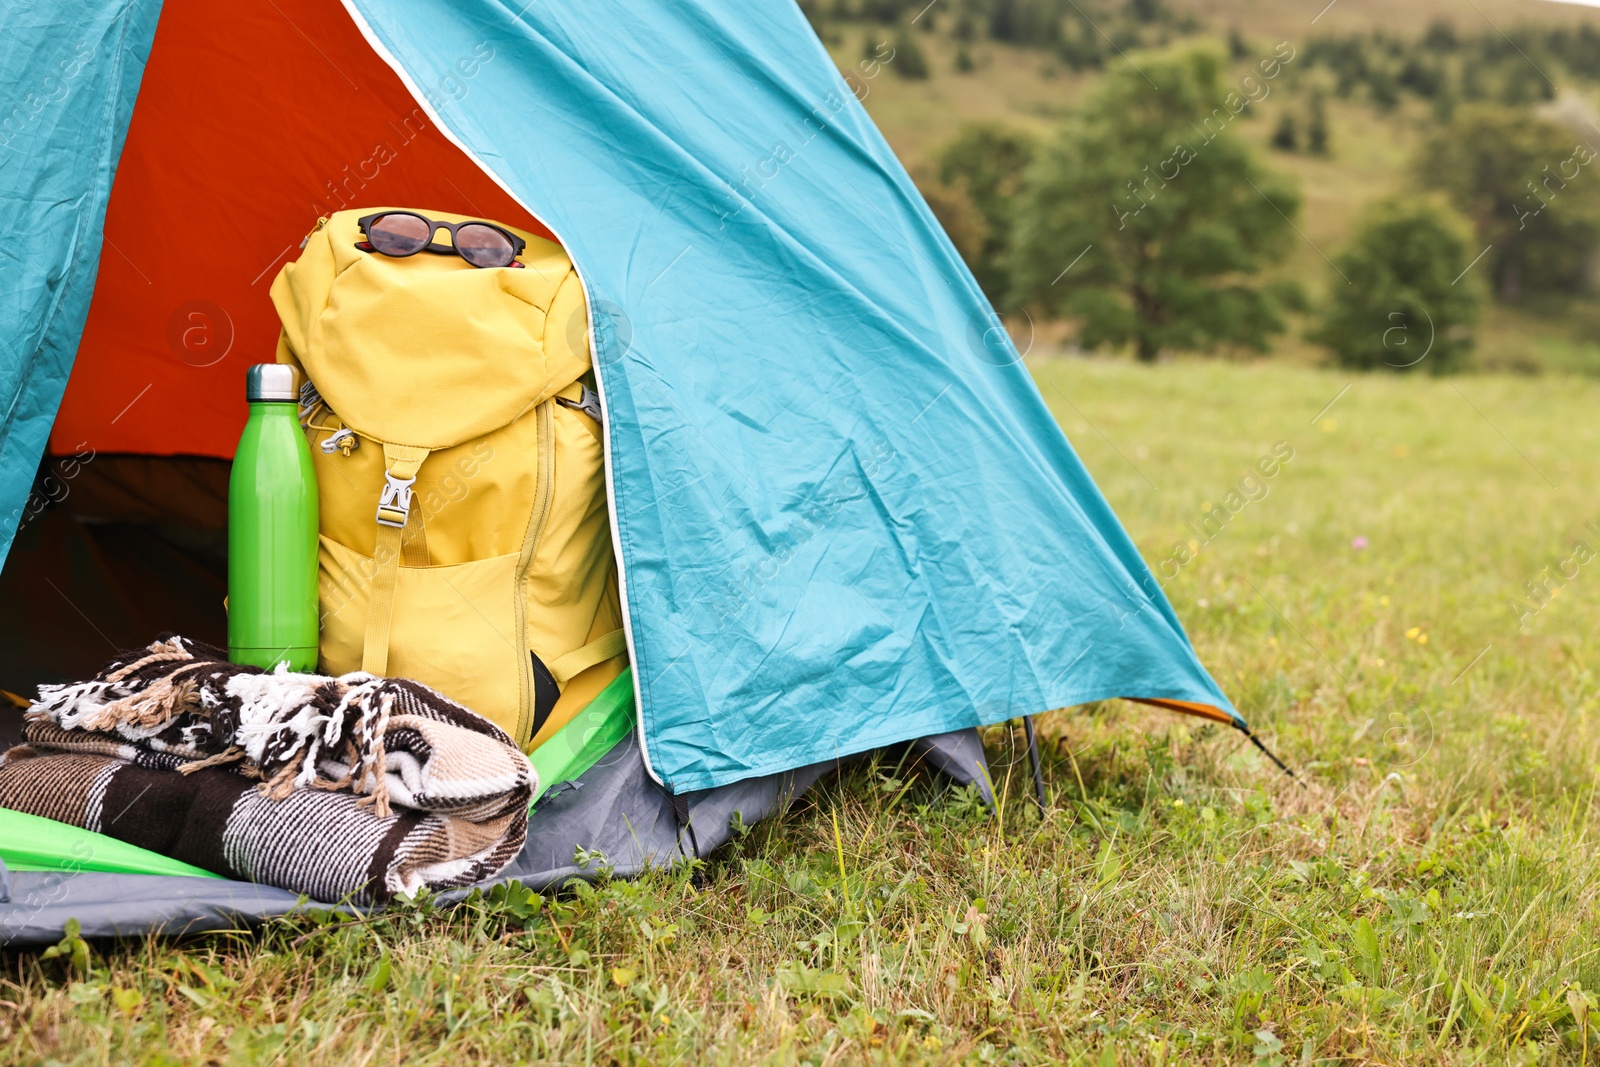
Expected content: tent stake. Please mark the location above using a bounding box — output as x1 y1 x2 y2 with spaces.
1022 715 1047 813
1235 722 1297 780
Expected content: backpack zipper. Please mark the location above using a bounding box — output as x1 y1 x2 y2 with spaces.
512 400 558 745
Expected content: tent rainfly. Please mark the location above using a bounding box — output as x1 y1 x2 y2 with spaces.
0 0 1255 944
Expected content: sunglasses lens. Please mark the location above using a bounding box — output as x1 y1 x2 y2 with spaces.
367 213 431 256
455 223 516 268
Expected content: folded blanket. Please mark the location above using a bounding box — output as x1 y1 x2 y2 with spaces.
0 636 533 902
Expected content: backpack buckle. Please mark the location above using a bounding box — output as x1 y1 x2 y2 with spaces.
556 385 603 424
375 472 416 527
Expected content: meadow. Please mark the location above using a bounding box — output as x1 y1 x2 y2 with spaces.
4 358 1598 1065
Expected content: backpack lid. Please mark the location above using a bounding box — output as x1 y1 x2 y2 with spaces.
271 208 590 449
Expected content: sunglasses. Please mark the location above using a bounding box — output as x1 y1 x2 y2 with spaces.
355 211 527 269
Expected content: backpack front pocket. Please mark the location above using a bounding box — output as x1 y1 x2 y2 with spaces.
318 536 526 737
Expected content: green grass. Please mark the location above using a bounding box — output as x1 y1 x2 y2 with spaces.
5 360 1600 1064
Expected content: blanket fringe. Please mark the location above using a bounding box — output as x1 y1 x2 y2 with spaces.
105 638 193 683
23 635 500 823
178 746 246 775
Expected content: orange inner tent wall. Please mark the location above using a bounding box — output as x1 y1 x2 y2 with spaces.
49 0 551 459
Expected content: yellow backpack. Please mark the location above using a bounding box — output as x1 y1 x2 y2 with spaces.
270 208 626 749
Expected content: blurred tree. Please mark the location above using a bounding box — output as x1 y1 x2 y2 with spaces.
859 0 902 22
912 166 990 267
990 0 1020 41
797 0 825 30
1500 59 1556 106
1057 17 1103 71
892 24 930 78
1368 65 1400 111
1312 196 1483 374
1271 113 1299 152
1415 104 1600 299
1307 89 1331 156
1127 0 1163 24
1304 36 1369 97
1398 57 1443 98
1567 25 1600 78
937 123 1037 300
1009 45 1302 361
1431 85 1458 124
1422 20 1458 52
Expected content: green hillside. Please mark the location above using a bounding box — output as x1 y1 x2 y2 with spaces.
1173 0 1600 38
817 0 1600 374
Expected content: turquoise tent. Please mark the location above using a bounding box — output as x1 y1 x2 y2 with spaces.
0 0 1249 940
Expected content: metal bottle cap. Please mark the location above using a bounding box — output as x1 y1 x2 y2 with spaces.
246 364 298 403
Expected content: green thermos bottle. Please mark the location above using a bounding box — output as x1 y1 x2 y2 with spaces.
229 364 319 671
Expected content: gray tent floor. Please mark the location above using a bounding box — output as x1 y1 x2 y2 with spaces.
0 728 990 947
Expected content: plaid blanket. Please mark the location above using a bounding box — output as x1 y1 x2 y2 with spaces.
0 636 533 902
